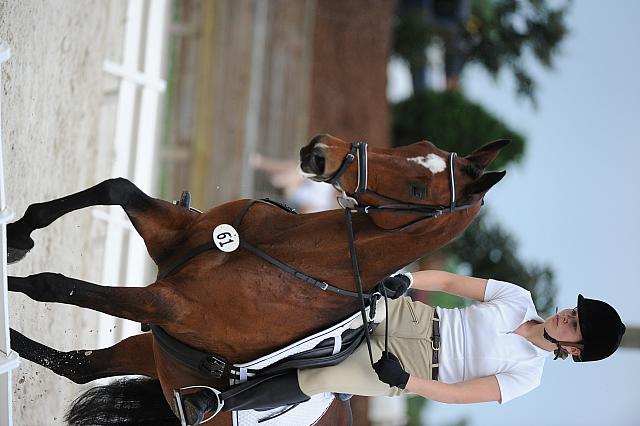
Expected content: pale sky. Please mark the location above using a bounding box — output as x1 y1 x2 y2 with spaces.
391 1 640 425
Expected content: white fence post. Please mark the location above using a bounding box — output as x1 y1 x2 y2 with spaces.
96 0 170 348
0 39 19 426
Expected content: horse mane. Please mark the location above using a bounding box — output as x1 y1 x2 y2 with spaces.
65 377 179 425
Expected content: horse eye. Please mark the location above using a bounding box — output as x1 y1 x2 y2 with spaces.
410 182 426 200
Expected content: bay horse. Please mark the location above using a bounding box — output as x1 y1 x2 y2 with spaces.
7 134 508 425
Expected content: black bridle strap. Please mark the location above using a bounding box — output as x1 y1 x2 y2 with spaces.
240 239 370 299
449 152 457 209
232 199 372 299
350 200 482 233
337 150 482 232
344 208 376 367
325 144 358 187
355 142 368 194
158 241 215 280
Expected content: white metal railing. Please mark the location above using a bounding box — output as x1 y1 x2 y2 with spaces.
94 0 170 348
0 39 18 426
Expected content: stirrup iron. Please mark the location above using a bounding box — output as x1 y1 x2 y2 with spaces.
173 385 223 426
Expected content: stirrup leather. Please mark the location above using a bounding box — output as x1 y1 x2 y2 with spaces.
173 385 223 426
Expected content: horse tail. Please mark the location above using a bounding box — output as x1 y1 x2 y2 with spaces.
65 377 179 425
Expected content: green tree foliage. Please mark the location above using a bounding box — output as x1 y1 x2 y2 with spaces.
393 89 525 170
406 395 427 426
393 5 434 89
465 0 569 103
393 0 570 104
442 211 557 315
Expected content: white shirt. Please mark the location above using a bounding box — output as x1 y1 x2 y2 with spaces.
435 279 550 404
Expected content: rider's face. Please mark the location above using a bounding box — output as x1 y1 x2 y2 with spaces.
546 307 583 343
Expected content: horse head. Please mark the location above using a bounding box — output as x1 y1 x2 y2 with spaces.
300 134 509 230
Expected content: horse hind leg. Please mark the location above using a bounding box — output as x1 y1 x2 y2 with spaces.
7 177 196 264
8 273 187 326
11 329 157 384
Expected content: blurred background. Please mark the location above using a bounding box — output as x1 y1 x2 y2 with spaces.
0 0 638 425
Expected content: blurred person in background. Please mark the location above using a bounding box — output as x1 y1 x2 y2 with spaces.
252 153 339 213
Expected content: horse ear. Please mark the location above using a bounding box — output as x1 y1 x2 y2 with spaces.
465 139 510 169
464 171 506 196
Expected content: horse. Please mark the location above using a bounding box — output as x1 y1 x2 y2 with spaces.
7 134 508 425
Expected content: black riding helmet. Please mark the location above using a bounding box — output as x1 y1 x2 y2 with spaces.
573 295 626 362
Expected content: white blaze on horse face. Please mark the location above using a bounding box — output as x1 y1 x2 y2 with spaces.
407 154 447 174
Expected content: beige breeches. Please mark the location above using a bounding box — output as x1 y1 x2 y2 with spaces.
298 297 435 397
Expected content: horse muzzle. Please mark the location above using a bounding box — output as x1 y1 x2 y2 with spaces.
299 145 327 179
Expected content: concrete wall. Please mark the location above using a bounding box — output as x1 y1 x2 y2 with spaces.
0 1 126 424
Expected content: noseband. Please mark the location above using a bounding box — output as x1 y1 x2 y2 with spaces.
325 142 481 231
325 142 368 196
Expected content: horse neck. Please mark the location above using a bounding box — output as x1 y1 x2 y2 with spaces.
351 206 481 283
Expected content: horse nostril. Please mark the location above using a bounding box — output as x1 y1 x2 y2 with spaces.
299 145 326 175
312 153 325 175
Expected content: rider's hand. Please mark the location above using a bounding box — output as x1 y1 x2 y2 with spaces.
373 351 410 389
378 273 412 299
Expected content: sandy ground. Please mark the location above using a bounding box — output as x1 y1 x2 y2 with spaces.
1 1 126 424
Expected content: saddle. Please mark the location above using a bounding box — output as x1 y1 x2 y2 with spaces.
166 304 384 426
153 297 384 383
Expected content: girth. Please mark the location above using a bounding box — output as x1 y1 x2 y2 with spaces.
150 322 370 381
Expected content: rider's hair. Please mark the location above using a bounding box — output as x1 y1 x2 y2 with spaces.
553 346 570 360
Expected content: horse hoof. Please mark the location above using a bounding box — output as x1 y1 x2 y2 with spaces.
7 246 31 264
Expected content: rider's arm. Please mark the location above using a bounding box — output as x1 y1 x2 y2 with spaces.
410 270 487 302
405 374 501 404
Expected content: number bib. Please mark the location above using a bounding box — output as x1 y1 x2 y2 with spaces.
212 224 240 252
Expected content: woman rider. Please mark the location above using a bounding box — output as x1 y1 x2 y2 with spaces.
181 270 625 424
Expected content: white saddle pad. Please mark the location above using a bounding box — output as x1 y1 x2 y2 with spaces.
230 297 386 384
232 392 335 426
230 297 386 426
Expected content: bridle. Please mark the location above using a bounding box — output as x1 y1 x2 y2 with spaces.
324 142 483 232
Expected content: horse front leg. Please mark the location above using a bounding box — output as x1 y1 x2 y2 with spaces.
7 177 196 264
8 273 186 326
10 329 157 383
